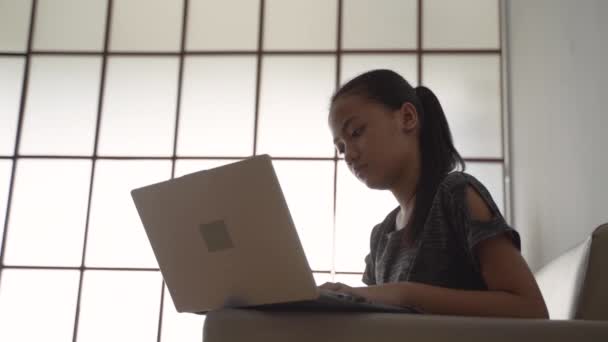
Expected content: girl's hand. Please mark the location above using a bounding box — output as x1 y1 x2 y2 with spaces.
319 282 357 295
319 282 375 304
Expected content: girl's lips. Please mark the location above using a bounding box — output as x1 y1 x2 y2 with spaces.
354 164 368 177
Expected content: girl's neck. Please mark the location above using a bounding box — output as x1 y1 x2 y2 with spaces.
391 155 420 210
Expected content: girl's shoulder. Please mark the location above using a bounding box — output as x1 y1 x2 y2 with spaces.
437 171 503 221
438 171 487 195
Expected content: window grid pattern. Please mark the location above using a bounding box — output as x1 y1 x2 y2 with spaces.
0 0 507 341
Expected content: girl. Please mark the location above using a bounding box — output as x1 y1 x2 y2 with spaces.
320 69 548 318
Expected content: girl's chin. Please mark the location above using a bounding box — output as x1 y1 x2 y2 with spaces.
354 168 389 189
360 175 390 190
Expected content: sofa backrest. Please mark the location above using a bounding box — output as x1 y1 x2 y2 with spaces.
534 223 607 320
576 224 608 320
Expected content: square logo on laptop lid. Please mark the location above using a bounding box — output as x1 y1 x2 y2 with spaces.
199 220 234 252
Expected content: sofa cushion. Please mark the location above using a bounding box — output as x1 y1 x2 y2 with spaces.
534 223 607 320
576 224 608 320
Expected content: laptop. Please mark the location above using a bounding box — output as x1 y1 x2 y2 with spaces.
131 154 418 314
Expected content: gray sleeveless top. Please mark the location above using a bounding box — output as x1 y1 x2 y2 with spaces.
362 171 520 290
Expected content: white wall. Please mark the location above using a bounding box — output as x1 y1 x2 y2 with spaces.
508 0 608 270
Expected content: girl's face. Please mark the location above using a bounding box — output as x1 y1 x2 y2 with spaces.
328 94 420 190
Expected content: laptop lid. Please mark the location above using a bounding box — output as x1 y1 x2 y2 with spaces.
131 154 318 313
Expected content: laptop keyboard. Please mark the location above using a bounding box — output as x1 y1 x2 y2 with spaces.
320 289 370 304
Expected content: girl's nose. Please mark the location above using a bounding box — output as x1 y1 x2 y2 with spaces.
344 145 360 164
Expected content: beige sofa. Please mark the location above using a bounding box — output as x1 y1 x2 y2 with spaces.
203 224 608 341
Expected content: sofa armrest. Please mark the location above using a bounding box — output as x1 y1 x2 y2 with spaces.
203 309 608 342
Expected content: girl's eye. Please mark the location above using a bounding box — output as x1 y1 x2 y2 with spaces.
352 126 365 138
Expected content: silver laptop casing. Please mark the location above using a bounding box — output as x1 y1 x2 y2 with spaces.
131 155 318 313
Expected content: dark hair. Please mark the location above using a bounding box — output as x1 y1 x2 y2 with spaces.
331 69 465 241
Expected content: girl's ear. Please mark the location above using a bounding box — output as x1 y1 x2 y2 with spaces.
399 102 419 133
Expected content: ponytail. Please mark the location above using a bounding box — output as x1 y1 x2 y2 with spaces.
410 85 465 241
